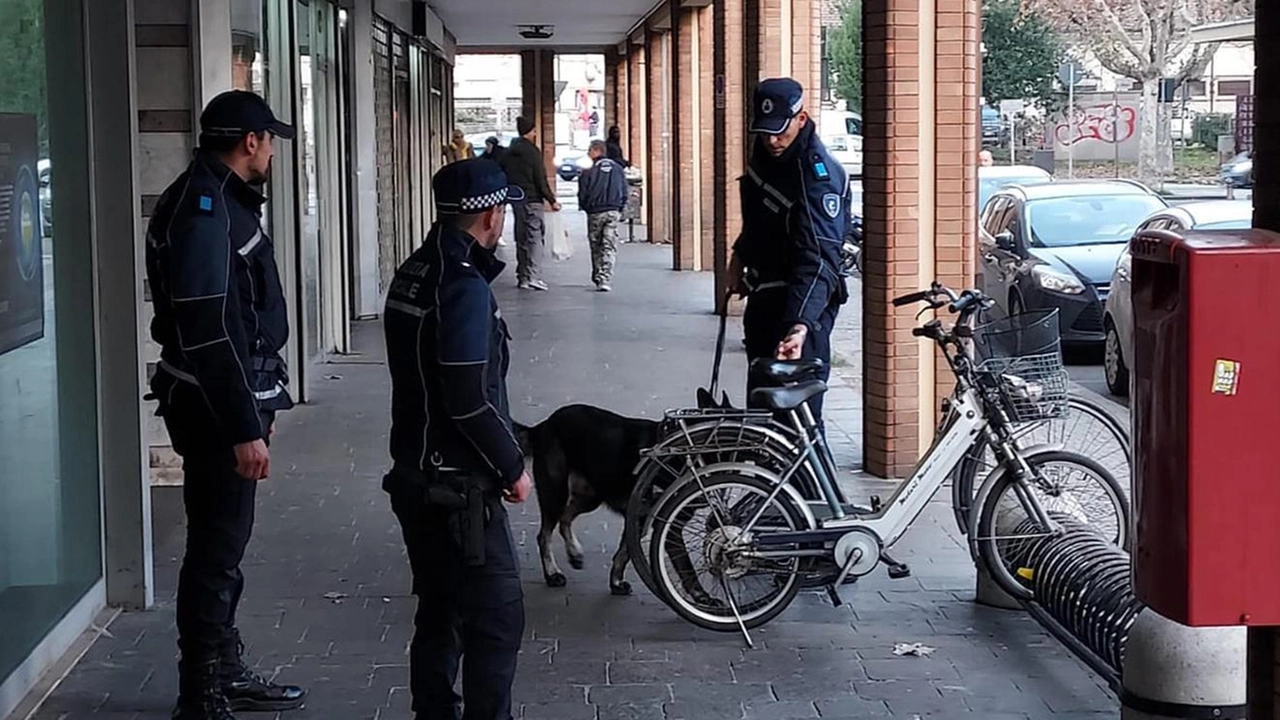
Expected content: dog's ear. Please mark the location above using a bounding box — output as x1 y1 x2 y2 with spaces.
718 391 734 410
696 388 714 409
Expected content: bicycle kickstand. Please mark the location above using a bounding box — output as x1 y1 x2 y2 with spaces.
721 577 756 649
826 547 864 607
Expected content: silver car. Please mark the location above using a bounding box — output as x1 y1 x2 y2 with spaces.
1102 200 1253 397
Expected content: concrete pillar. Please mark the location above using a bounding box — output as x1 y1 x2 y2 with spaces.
1123 609 1246 719
861 0 979 478
1248 4 1279 716
631 37 648 230
673 8 694 269
696 5 716 274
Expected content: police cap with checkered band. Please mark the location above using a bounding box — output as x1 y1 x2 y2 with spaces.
749 78 806 135
433 158 527 215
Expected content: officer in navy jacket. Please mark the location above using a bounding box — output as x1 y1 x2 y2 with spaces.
145 90 306 719
382 158 534 720
729 78 852 431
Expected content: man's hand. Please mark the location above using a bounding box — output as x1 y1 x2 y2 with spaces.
726 255 746 297
776 324 808 360
234 439 271 481
504 471 534 504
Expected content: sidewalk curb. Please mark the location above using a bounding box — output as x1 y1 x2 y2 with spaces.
1069 381 1130 425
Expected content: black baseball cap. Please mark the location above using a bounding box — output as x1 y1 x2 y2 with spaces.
199 90 296 141
750 78 806 135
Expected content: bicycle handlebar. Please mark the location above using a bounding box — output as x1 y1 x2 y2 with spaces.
892 290 931 307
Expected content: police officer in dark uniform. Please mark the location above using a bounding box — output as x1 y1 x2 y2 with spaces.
382 158 534 720
145 90 308 720
729 78 853 431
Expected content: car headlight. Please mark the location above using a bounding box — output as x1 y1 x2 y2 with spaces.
1032 265 1085 295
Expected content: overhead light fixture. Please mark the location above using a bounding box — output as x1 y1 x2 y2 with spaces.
518 24 554 40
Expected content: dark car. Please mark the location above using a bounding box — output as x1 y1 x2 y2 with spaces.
556 152 593 181
977 179 1168 346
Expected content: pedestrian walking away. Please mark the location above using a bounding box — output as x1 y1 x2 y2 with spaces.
144 89 307 720
382 157 535 720
499 115 560 290
727 77 853 434
577 139 628 291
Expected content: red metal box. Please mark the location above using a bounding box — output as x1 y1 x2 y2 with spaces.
1131 227 1280 627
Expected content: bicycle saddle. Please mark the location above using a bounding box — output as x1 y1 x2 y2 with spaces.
748 379 827 411
749 358 826 385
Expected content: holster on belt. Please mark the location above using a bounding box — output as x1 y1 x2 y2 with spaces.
385 466 495 567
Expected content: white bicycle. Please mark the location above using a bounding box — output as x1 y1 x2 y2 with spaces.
642 283 1130 643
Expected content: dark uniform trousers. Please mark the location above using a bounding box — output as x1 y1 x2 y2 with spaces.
159 378 275 661
387 479 524 720
743 288 838 434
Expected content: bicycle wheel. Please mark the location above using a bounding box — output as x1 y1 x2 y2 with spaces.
953 395 1130 535
973 450 1129 601
648 468 811 632
625 424 822 598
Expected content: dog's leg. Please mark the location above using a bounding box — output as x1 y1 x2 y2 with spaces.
539 510 567 588
559 490 600 571
609 534 632 596
536 453 569 588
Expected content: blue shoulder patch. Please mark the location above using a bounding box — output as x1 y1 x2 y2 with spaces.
812 160 830 180
822 193 841 219
197 194 215 214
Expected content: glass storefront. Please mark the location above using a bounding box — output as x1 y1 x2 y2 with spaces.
0 0 102 682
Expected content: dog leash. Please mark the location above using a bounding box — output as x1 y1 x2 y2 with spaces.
709 292 730 398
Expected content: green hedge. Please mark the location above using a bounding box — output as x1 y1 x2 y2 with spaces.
1192 113 1232 149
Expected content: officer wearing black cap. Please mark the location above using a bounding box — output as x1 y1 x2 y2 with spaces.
729 77 853 431
144 89 307 719
382 158 533 720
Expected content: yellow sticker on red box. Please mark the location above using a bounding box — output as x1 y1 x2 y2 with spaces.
1212 359 1240 396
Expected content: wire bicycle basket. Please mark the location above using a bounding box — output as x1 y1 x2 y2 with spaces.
972 308 1070 423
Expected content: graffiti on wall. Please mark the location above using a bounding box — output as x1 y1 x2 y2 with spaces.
1053 102 1138 146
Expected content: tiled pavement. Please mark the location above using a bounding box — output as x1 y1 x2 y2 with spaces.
22 209 1117 719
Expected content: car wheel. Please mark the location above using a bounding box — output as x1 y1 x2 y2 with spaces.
1104 321 1129 398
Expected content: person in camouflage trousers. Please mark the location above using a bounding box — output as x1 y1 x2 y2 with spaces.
577 140 629 291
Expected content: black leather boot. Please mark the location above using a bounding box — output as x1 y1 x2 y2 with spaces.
173 654 236 720
219 629 307 712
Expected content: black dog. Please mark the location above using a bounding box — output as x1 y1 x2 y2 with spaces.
514 405 663 596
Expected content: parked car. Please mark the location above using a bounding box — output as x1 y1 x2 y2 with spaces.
981 106 1003 146
1219 150 1253 189
977 179 1167 346
556 152 593 181
978 164 1053 212
1102 200 1253 396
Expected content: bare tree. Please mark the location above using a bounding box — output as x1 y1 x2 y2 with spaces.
1022 0 1253 185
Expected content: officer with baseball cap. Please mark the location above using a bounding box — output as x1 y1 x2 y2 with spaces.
728 78 853 434
145 89 305 719
382 158 534 720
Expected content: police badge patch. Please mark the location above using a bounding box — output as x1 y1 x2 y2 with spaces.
823 193 841 219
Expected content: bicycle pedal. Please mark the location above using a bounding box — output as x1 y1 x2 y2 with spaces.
825 584 844 607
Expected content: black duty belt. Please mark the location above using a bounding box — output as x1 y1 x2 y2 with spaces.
384 465 498 566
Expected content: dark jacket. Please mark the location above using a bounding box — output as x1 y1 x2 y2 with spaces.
145 151 293 447
577 157 628 214
606 139 628 167
383 223 524 487
732 121 852 333
499 137 556 204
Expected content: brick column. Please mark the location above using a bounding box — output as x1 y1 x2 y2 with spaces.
629 39 644 164
712 0 747 310
646 30 671 244
521 49 558 195
862 0 979 478
604 47 620 131
673 9 695 269
697 5 717 273
1249 4 1279 716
